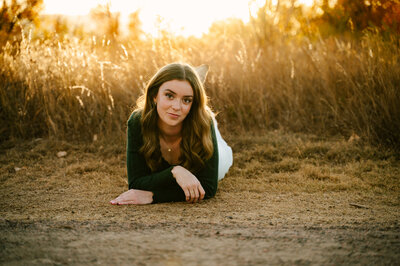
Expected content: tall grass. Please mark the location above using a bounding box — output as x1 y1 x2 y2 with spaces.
1 30 399 148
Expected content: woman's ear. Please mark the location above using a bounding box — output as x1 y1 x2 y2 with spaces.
195 64 209 83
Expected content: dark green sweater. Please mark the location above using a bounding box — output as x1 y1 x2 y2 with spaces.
126 110 219 203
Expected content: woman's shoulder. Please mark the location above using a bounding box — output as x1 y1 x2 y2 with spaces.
127 109 143 126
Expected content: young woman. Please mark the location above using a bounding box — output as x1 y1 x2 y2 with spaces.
110 63 232 205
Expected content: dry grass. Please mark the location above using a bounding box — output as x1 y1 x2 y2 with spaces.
225 131 399 197
1 131 398 226
1 30 399 148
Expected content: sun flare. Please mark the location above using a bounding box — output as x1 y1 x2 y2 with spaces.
42 0 316 37
43 0 254 37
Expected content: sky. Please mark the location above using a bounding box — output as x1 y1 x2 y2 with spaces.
42 0 314 37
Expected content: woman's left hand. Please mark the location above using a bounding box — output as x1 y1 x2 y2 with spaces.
171 165 205 203
110 189 153 205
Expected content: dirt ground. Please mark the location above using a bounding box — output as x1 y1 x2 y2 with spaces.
1 131 399 265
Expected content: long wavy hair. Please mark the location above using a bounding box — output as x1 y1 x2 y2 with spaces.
135 63 214 172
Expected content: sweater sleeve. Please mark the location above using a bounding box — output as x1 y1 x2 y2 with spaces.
126 111 178 191
126 111 219 203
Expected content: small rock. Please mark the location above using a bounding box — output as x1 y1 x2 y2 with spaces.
14 167 22 172
348 133 360 142
57 151 67 158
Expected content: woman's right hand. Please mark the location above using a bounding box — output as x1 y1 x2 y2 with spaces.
110 189 153 205
171 166 205 203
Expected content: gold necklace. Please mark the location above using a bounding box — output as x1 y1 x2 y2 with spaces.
161 136 181 153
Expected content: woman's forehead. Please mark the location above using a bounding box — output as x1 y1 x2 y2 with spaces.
159 79 193 96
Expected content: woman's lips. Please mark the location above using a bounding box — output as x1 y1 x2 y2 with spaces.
167 112 180 119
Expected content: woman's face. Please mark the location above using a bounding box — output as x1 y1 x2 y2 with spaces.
154 79 194 129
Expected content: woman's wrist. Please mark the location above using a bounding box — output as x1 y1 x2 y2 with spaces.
171 165 181 179
148 191 154 203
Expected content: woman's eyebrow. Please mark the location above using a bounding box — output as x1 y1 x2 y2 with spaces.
165 89 193 97
165 89 176 94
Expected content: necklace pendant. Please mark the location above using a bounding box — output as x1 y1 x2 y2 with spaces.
168 148 172 152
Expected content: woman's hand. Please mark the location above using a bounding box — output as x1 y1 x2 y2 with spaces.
110 189 153 205
171 166 205 203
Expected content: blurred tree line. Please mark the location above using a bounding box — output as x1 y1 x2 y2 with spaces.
0 0 43 44
1 0 399 46
317 0 400 36
248 0 399 44
0 0 142 46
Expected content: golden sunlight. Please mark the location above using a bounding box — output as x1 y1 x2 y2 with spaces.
298 0 314 6
43 0 257 37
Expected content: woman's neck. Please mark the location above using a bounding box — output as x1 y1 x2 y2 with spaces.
158 120 182 143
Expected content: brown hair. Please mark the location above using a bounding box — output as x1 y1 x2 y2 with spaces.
135 62 213 172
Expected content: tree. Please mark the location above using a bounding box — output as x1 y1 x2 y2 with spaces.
249 0 307 45
128 10 142 41
0 0 43 45
320 0 400 34
90 3 120 41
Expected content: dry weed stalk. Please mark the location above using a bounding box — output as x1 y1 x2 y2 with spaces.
0 30 399 148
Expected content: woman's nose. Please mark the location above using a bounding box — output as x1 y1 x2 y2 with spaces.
172 99 181 110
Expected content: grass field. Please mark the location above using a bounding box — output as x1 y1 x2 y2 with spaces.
1 130 399 264
1 31 399 147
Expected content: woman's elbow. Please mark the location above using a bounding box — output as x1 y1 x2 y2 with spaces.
204 185 217 199
129 179 140 190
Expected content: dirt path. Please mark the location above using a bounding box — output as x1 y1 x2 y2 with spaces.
1 133 399 265
1 220 399 265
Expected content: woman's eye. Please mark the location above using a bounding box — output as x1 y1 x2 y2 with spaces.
165 93 173 99
183 98 192 104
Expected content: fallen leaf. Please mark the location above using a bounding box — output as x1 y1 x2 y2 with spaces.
57 151 67 158
348 133 360 142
